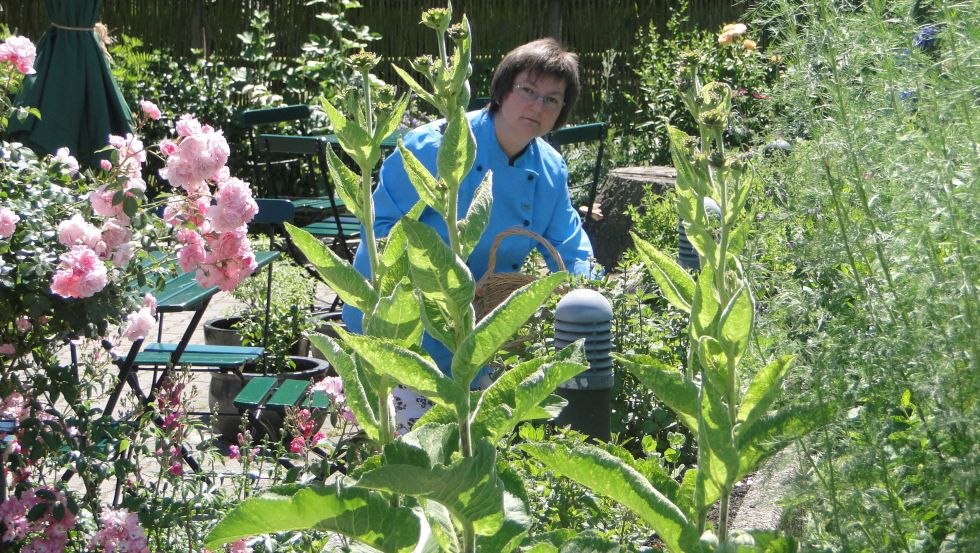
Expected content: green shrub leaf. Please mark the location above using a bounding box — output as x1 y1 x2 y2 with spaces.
615 353 699 434
308 333 380 441
204 483 423 552
323 141 363 220
366 281 423 348
738 355 794 427
458 173 493 260
631 232 694 313
339 328 462 407
403 219 475 340
521 441 700 553
437 105 476 189
399 141 446 218
452 272 566 388
284 223 377 312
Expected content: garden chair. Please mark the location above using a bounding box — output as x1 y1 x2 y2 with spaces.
240 105 351 220
253 134 360 263
545 121 609 230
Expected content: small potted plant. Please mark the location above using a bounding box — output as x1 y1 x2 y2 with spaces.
204 249 331 441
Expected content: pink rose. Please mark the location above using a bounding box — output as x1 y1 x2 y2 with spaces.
174 114 203 138
312 376 345 401
176 231 207 273
0 35 36 75
123 307 156 341
0 207 19 238
89 185 125 219
15 316 31 332
229 539 253 553
57 214 101 249
139 100 162 121
53 147 79 175
99 159 113 171
0 343 15 356
50 245 109 298
208 178 258 232
159 139 178 157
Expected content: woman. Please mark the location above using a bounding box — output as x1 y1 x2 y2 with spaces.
343 38 594 432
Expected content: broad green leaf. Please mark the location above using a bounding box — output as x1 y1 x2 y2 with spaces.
393 64 439 111
474 343 587 442
614 353 699 433
421 500 461 553
453 273 566 389
676 466 699 522
449 17 473 94
284 223 377 312
399 141 446 218
357 439 506 535
631 232 694 313
377 222 412 298
696 336 732 402
322 100 373 170
695 371 740 509
738 355 794 427
736 403 834 478
339 328 462 407
403 219 475 337
727 174 753 228
458 172 493 260
366 282 423 348
418 292 458 351
719 283 753 370
203 484 422 552
437 105 476 189
399 423 459 467
684 220 719 271
476 460 532 553
521 441 700 553
691 264 720 344
729 219 750 256
324 141 364 220
308 333 380 441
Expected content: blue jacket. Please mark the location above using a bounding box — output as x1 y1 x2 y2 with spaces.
342 109 593 376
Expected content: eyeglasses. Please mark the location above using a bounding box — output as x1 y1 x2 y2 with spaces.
512 83 564 111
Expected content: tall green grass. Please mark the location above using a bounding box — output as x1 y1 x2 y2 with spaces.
749 0 978 550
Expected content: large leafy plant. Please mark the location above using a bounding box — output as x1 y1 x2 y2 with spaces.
206 5 589 552
520 51 831 552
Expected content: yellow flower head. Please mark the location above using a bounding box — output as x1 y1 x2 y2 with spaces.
742 39 757 50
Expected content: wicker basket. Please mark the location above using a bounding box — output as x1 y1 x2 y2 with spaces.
473 227 566 321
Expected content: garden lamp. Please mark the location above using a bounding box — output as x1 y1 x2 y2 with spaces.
553 288 614 442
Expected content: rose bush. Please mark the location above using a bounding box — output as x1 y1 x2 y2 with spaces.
0 33 262 551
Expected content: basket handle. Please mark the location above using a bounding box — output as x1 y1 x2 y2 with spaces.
485 227 566 274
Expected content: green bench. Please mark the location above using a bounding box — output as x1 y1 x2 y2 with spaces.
233 376 331 441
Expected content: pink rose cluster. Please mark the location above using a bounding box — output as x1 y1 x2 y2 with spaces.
0 206 19 238
161 114 259 291
0 487 77 552
89 508 150 553
0 35 36 75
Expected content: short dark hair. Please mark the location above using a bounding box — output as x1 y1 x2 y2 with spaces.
488 38 580 129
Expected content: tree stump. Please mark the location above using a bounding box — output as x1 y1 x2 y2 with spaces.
588 166 676 270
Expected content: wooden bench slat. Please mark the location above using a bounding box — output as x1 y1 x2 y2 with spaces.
266 379 311 410
234 377 277 409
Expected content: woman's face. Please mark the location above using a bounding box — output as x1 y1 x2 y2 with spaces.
495 70 566 155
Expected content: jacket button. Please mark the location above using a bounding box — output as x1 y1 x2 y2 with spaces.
522 219 530 227
476 165 483 171
512 264 519 270
526 174 534 181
